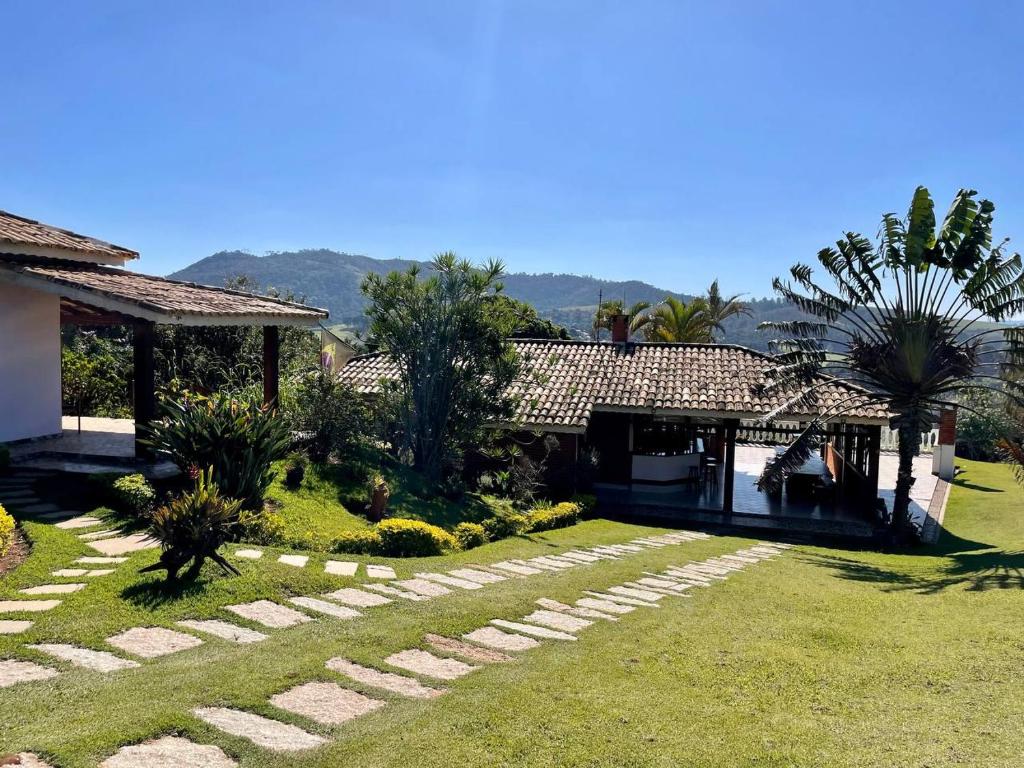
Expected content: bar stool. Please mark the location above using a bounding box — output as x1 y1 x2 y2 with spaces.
704 457 719 490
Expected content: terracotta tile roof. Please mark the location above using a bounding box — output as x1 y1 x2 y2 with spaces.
0 257 328 326
0 210 138 260
340 339 889 431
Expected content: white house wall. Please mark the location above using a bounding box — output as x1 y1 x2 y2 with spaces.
0 282 61 442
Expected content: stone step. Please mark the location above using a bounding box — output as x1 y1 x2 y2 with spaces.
270 681 384 726
463 626 540 652
288 596 361 620
225 600 313 629
107 627 204 658
193 707 326 752
385 649 479 680
28 643 140 673
326 657 444 699
0 659 59 688
100 736 237 768
490 619 576 641
176 619 267 644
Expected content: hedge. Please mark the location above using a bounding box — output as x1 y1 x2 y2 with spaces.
525 501 581 532
376 518 458 557
0 504 14 559
453 521 488 550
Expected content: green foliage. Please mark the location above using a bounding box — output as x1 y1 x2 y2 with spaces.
238 506 286 545
957 389 1018 460
525 501 581 532
283 452 307 489
647 296 713 342
143 469 242 582
284 367 375 464
0 444 9 473
0 504 14 558
453 521 488 550
481 508 529 541
61 330 132 418
331 528 383 555
487 295 570 339
570 493 597 516
143 393 291 510
110 474 157 517
375 518 458 557
362 253 521 485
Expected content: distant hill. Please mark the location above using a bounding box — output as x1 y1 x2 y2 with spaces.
169 248 796 349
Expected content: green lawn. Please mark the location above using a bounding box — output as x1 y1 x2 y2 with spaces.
2 459 1024 766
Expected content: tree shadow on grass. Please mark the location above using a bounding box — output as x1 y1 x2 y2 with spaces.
803 547 1024 595
120 575 211 608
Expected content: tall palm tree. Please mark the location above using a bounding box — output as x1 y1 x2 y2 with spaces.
704 279 752 338
758 187 1024 541
646 296 713 342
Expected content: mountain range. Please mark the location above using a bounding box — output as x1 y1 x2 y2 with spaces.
169 248 797 349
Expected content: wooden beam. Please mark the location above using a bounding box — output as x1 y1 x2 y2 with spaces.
721 418 739 514
263 325 280 408
133 320 156 459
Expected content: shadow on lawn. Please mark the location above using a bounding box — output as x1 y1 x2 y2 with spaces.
120 576 210 608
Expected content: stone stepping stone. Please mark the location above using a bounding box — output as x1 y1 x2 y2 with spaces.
607 586 665 602
225 600 313 629
537 555 583 567
289 596 361 620
415 572 483 590
6 754 53 767
664 568 713 585
0 659 59 688
76 556 127 564
193 707 326 751
366 564 397 579
558 551 601 563
234 549 263 559
607 543 644 553
583 591 659 608
28 643 140 673
385 649 479 680
720 554 759 565
536 597 617 621
632 538 667 548
757 540 791 548
424 633 514 663
623 581 689 598
63 568 114 578
323 588 392 608
0 620 34 634
78 530 118 541
325 560 358 576
520 610 592 633
0 600 61 613
679 563 728 578
362 584 427 601
271 681 384 725
54 515 102 530
107 627 204 658
448 568 505 584
392 578 451 597
326 657 444 699
177 619 267 644
20 583 86 595
278 554 308 568
589 546 626 557
17 503 59 515
687 562 731 576
88 533 159 555
575 597 635 615
527 557 574 570
463 626 540 652
490 619 576 641
100 736 237 768
489 560 545 575
636 576 689 591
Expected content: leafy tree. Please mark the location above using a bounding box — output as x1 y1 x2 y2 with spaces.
758 187 1024 541
703 279 752 339
956 388 1017 460
61 331 132 419
646 297 713 342
487 295 570 339
362 253 521 486
284 367 374 464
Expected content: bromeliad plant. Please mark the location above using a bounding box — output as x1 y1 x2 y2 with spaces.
142 468 241 582
758 187 1024 541
142 392 291 510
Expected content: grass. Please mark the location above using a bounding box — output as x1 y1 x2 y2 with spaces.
2 459 1024 766
266 460 515 549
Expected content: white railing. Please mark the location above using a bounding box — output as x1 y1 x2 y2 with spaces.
880 428 939 453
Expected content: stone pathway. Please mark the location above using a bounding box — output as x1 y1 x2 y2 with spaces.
193 707 326 751
225 600 312 628
107 627 204 658
385 649 479 680
177 619 267 644
100 736 237 768
271 681 384 725
325 657 445 699
28 643 140 673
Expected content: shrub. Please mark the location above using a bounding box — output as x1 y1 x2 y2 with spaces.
375 518 458 557
285 369 375 464
332 529 383 555
570 493 597 516
0 444 10 473
525 501 581 532
0 504 14 558
453 521 487 550
283 452 307 490
481 510 528 541
142 469 242 582
238 506 286 545
142 393 291 510
111 474 157 517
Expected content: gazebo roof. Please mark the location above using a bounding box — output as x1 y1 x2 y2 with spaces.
0 256 328 327
0 210 138 262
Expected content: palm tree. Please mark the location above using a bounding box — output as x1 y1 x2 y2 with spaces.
704 279 751 339
646 296 713 342
758 187 1024 541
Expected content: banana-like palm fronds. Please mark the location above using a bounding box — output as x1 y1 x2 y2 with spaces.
757 422 821 493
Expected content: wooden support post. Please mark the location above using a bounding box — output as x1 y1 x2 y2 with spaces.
263 326 280 409
722 418 739 514
866 424 881 500
133 320 156 459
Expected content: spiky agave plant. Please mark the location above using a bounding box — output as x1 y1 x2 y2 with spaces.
758 186 1024 540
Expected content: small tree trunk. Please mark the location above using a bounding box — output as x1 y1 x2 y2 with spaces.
891 419 922 540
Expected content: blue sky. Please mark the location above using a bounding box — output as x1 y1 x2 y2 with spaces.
2 1 1022 297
